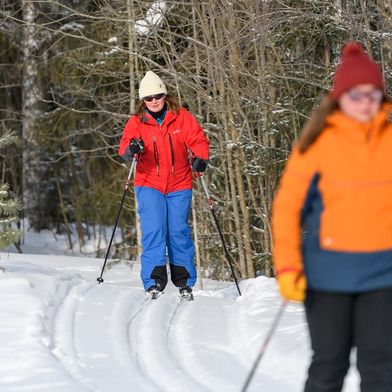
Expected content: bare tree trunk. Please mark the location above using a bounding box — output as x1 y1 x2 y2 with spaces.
54 165 73 251
22 0 43 230
65 140 85 251
127 0 141 261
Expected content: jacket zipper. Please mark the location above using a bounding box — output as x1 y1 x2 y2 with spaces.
168 133 175 173
153 135 159 175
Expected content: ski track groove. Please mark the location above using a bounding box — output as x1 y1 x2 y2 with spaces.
52 278 238 392
72 285 158 392
52 279 153 392
166 297 214 392
52 280 97 391
129 292 208 392
170 295 249 392
126 296 166 391
164 294 212 392
109 290 161 392
109 290 149 368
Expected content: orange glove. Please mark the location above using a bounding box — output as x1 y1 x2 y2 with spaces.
276 271 306 302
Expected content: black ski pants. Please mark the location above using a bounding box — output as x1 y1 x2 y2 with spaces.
304 288 392 392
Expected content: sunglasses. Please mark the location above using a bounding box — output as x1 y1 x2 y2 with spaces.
143 93 165 102
346 89 383 103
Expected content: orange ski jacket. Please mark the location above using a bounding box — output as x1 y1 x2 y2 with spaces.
273 104 392 292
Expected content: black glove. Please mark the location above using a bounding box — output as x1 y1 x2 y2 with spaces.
129 138 144 155
192 157 208 172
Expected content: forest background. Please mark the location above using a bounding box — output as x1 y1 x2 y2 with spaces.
1 0 391 282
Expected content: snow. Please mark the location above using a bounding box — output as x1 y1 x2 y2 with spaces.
9 223 123 257
59 22 84 31
0 235 361 391
108 37 118 44
102 46 121 57
135 1 167 36
135 19 150 36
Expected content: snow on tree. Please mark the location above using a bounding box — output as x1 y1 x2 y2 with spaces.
135 1 167 36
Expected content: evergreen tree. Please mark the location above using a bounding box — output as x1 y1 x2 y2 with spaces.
0 129 21 249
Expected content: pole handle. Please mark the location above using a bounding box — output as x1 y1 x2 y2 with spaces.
200 175 211 200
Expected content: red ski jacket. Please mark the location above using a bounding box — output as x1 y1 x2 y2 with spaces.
119 108 209 194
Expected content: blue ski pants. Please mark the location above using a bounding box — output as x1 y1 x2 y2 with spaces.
135 186 196 290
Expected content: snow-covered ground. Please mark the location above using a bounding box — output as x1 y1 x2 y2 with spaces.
0 232 360 391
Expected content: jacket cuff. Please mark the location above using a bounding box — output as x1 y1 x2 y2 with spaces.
120 146 134 162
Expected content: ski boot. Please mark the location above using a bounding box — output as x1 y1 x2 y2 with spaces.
147 284 163 300
179 286 194 301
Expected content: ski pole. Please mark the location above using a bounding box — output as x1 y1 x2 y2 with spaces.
199 175 242 296
97 157 136 284
240 300 288 392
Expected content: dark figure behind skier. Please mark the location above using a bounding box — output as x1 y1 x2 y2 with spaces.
119 71 209 300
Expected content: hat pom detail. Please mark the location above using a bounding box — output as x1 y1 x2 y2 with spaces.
341 42 364 57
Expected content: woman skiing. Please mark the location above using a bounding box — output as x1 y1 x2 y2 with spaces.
273 42 392 391
119 71 209 300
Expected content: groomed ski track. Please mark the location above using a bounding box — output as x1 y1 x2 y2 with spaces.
0 254 359 391
51 280 247 392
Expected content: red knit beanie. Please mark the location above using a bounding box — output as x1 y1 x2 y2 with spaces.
332 42 384 99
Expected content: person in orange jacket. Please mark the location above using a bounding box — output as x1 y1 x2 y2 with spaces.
273 42 392 391
119 71 209 299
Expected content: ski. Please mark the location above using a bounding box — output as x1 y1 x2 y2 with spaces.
150 290 164 300
147 284 163 300
180 292 194 301
179 287 194 301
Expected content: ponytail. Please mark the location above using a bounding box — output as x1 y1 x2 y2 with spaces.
296 94 337 154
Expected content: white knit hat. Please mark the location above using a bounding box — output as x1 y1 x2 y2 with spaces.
138 71 167 99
